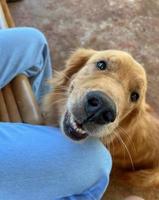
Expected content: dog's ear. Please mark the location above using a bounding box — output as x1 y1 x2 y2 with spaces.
64 48 96 79
51 48 96 88
42 48 95 125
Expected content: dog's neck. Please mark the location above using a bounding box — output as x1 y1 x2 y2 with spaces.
108 103 159 171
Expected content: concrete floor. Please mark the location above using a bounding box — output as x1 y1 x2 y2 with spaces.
9 0 159 199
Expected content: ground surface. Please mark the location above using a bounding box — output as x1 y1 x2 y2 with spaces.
9 0 159 199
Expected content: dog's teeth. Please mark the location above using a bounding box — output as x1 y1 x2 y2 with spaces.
70 117 86 135
77 128 81 133
76 128 80 133
70 117 77 129
76 128 86 135
73 122 77 129
71 118 74 124
81 130 86 134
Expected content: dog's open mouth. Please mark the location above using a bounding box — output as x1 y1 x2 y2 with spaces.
63 111 88 140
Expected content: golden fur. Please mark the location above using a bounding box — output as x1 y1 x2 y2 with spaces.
43 49 159 188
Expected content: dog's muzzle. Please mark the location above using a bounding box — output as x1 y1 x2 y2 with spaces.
84 91 116 124
63 90 116 141
63 111 88 140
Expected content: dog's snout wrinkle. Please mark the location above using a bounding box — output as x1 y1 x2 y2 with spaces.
84 91 116 125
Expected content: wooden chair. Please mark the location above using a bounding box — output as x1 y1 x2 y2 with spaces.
0 0 43 124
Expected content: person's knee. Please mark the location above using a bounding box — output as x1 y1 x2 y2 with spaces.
66 139 112 195
87 139 112 180
63 139 112 198
19 27 47 46
27 28 47 44
99 145 112 180
83 144 112 198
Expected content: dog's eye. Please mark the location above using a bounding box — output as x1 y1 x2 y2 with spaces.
96 60 107 70
130 91 140 102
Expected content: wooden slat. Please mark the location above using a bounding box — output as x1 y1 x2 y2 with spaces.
2 84 22 122
0 90 10 121
11 75 43 125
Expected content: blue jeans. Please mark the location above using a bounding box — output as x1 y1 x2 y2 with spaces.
0 27 112 200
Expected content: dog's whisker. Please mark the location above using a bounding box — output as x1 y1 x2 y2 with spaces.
114 131 135 171
104 129 115 158
101 134 111 154
54 69 70 80
113 130 127 161
117 126 136 155
111 135 115 159
53 91 67 96
117 126 134 145
108 134 115 158
48 98 66 106
54 70 71 82
101 127 116 159
55 88 68 93
54 87 69 92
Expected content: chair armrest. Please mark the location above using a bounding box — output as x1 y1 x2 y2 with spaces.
11 75 43 125
2 84 22 122
0 90 10 121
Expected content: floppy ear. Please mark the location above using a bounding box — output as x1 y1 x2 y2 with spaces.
42 48 95 125
65 48 96 78
53 48 96 88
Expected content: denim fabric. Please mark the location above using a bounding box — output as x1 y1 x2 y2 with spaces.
0 28 112 199
0 123 112 200
0 27 52 103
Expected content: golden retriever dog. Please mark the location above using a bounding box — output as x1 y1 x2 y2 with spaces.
43 49 159 188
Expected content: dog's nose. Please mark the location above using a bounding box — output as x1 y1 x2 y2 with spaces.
84 91 116 124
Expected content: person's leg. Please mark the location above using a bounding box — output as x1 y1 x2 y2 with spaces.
0 122 112 200
0 28 111 199
0 27 52 103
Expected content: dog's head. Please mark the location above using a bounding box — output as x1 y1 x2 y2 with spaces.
43 49 147 141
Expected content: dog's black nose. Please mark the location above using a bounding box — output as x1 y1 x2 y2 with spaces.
84 91 116 124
